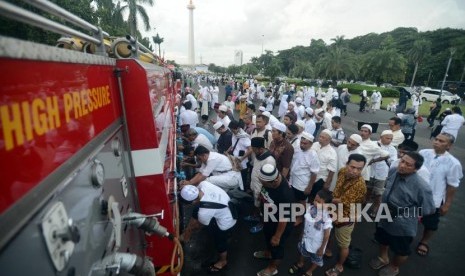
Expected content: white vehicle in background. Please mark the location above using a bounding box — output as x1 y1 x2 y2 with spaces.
421 89 461 104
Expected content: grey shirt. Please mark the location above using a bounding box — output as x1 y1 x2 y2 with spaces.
378 167 435 237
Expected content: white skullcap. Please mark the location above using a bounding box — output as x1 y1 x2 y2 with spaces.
218 105 228 112
301 131 314 142
180 185 199 201
305 107 314 116
320 129 332 138
258 106 266 112
288 101 295 106
262 111 271 118
295 97 303 104
295 120 305 129
213 121 224 130
258 164 278 182
272 121 287 133
349 134 362 144
361 124 372 133
381 130 393 136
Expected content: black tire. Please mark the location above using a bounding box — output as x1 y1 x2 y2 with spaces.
421 97 427 101
442 100 450 104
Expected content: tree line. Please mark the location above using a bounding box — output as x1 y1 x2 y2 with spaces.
210 27 465 87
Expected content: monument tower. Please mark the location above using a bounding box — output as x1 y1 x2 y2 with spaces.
187 0 195 65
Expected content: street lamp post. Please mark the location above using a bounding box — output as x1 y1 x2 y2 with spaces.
440 47 456 92
261 35 264 55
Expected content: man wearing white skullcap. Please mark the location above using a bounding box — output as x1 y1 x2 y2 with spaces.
358 124 389 182
367 129 397 216
309 129 337 197
254 164 295 276
270 122 294 179
331 134 363 191
181 181 236 273
290 131 320 209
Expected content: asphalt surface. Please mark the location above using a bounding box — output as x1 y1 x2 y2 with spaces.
180 84 465 276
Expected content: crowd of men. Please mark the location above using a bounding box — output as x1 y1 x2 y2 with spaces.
176 78 463 276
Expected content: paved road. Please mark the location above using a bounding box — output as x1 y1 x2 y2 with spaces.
180 85 465 276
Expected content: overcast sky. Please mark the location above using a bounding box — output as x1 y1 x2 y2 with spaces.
144 0 465 66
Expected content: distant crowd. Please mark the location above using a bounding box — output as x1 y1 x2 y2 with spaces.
176 77 463 276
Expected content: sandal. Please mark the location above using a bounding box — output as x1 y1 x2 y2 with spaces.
369 256 389 270
378 265 399 276
416 242 429 256
325 266 343 276
288 262 304 274
206 264 227 274
256 268 278 276
253 251 272 260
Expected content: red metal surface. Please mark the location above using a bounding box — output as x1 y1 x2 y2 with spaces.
0 58 121 214
117 59 177 268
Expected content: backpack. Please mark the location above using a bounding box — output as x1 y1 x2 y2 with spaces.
332 98 344 109
336 129 348 144
254 129 271 144
344 93 351 103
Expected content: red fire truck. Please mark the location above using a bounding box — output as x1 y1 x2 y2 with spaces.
0 1 183 275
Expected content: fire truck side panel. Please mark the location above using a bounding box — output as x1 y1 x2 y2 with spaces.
117 59 177 268
0 42 148 275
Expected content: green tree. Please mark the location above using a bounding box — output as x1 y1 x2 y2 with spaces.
408 39 432 87
242 64 259 76
361 36 407 85
94 0 128 36
264 60 281 81
316 46 357 80
331 35 346 48
227 65 240 77
291 62 314 79
152 33 164 57
118 0 154 37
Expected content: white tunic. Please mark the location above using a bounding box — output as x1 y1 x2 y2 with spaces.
198 181 236 230
290 149 320 191
311 142 337 181
179 109 199 129
441 113 465 139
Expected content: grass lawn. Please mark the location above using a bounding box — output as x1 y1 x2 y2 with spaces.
347 95 465 117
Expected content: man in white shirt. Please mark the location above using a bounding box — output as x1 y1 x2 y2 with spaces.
185 89 198 111
388 117 405 147
440 106 465 139
186 128 213 151
180 146 243 190
329 116 345 148
228 121 252 190
294 97 306 120
303 107 316 136
251 115 273 148
367 130 397 216
310 129 337 199
417 132 463 256
179 101 199 129
290 132 320 205
331 134 362 191
286 124 301 151
358 124 389 183
180 182 236 273
211 105 231 138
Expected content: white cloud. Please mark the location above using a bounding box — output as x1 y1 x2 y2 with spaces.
144 0 465 66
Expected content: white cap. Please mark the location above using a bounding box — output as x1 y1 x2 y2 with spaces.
301 131 314 142
272 121 287 133
213 122 224 130
218 105 228 112
262 111 271 118
295 97 303 104
361 124 372 133
258 164 278 182
305 107 314 116
180 185 199 201
381 130 393 136
349 134 362 145
295 120 305 129
258 106 266 112
320 129 332 138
